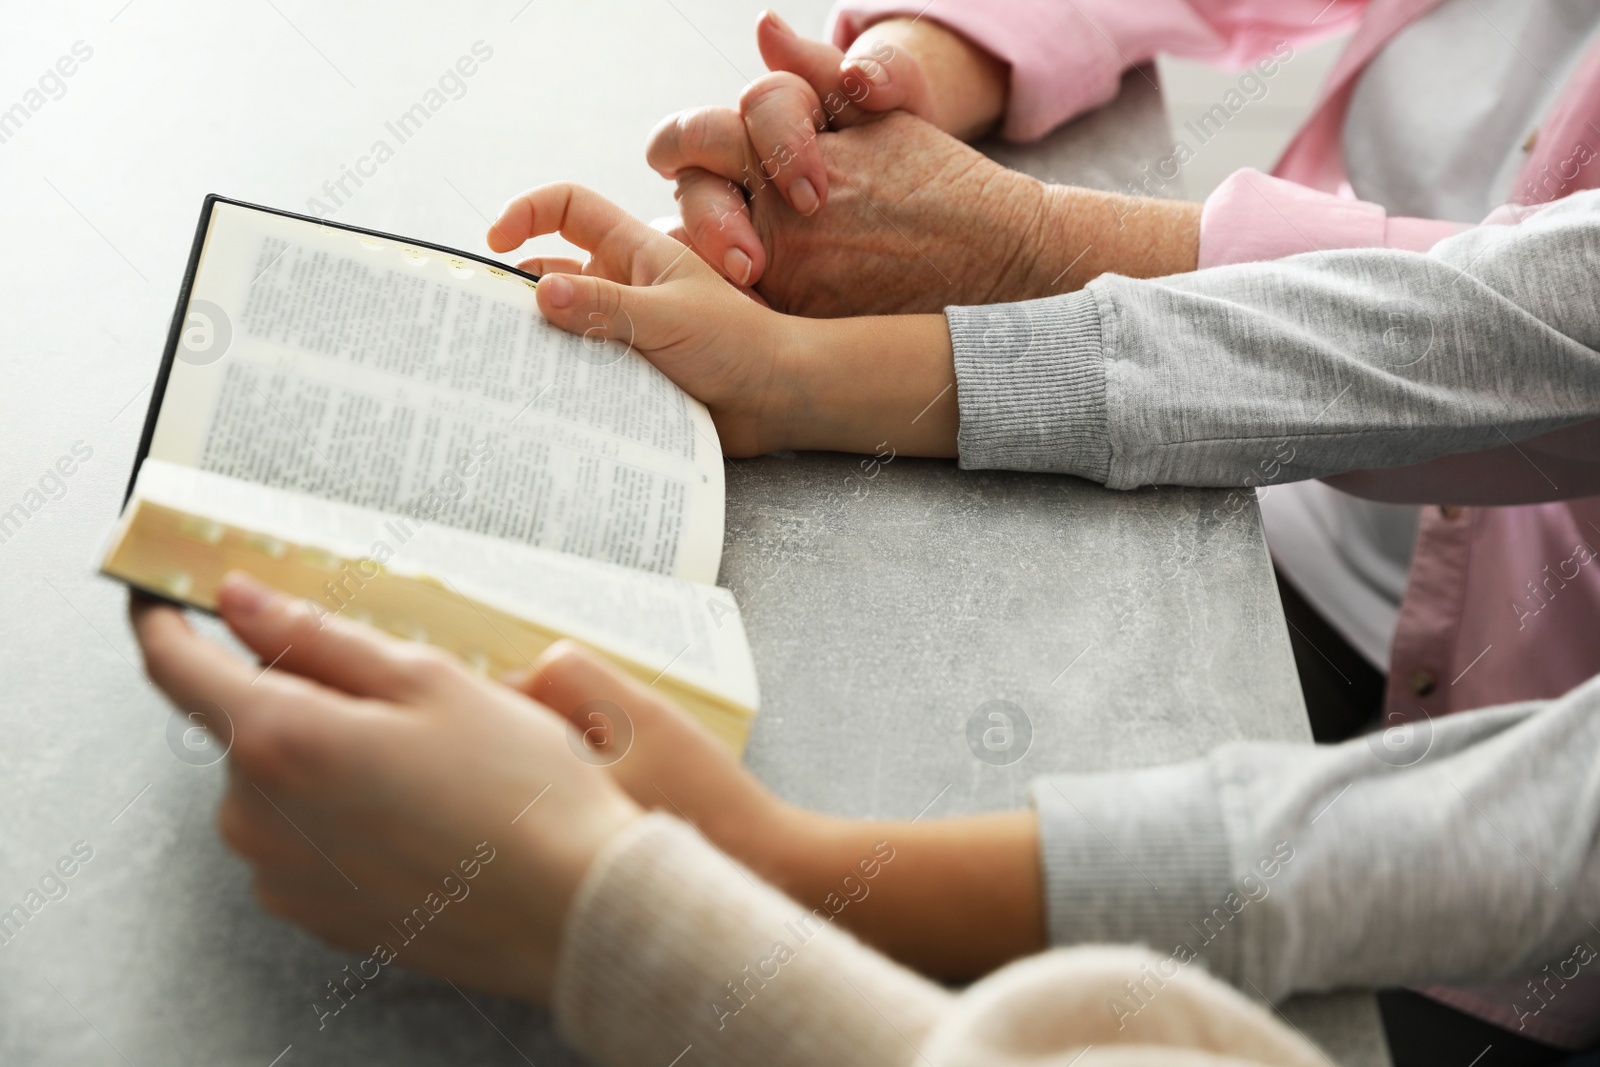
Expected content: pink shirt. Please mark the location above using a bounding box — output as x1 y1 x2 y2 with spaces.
833 0 1600 1048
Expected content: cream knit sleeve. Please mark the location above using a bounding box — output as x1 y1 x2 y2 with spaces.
553 813 1325 1067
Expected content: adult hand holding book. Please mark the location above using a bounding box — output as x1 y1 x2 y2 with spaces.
129 572 643 1006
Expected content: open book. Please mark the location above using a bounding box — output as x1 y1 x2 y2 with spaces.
99 197 758 752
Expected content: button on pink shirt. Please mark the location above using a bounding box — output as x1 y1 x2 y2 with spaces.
833 0 1600 1047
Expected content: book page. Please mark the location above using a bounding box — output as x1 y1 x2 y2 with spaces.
145 201 724 583
116 460 758 713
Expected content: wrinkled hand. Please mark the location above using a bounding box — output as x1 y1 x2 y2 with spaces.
646 12 1021 315
131 573 642 1004
653 109 1051 317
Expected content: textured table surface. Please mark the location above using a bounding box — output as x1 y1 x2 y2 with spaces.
0 3 1385 1065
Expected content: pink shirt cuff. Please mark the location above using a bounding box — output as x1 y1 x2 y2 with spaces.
1199 168 1472 267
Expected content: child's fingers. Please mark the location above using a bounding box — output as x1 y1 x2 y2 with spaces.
511 640 720 751
738 70 829 216
488 183 681 286
507 642 774 831
675 168 766 286
509 642 652 764
513 640 636 727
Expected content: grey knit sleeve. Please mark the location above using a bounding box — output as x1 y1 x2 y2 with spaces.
949 190 1600 488
1029 674 1600 1001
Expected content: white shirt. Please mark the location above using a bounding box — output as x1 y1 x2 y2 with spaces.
1260 0 1600 670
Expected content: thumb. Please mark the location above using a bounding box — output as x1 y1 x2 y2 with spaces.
839 43 936 120
506 640 660 732
505 641 743 781
535 272 662 355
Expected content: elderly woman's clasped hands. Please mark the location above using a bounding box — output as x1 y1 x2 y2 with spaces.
636 10 1200 316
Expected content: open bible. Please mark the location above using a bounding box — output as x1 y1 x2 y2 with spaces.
99 197 758 752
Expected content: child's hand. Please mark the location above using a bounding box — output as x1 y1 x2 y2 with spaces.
507 641 802 889
488 182 965 460
505 642 1050 983
486 182 793 457
131 573 642 1005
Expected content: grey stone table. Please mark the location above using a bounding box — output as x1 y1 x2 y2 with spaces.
0 3 1385 1065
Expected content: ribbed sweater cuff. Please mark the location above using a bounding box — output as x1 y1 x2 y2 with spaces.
947 291 1112 480
554 814 948 1067
1030 761 1246 984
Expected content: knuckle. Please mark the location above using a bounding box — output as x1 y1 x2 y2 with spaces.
675 108 715 159
231 709 315 787
645 112 683 170
653 107 732 170
688 207 734 252
680 180 746 248
540 638 589 671
546 179 580 202
738 70 806 114
391 644 464 694
578 279 624 326
536 639 597 686
890 49 927 87
271 599 324 655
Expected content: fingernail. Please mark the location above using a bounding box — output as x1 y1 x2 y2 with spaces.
543 274 574 308
724 248 753 286
766 10 794 35
789 177 820 216
220 571 278 620
850 57 889 87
